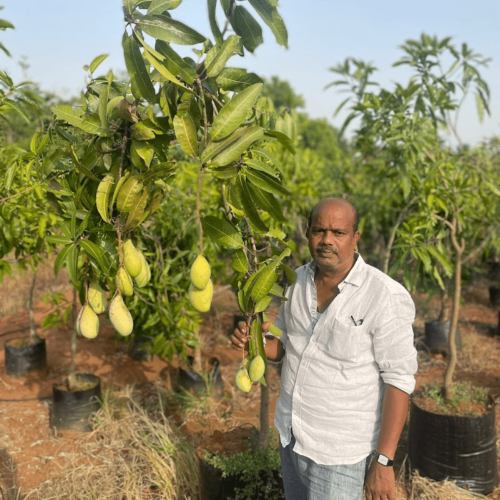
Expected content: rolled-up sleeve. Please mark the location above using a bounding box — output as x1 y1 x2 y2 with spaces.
372 291 418 394
273 303 288 347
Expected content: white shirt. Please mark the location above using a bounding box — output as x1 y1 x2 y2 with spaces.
273 253 418 465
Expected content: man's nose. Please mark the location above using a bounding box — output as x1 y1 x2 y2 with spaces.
322 230 335 244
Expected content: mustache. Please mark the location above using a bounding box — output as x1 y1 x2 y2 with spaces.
315 245 339 255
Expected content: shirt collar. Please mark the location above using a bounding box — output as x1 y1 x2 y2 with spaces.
307 252 366 288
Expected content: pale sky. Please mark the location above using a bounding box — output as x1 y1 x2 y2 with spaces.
2 0 499 147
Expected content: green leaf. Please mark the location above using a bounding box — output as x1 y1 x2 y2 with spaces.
137 15 206 45
138 162 175 183
244 168 290 196
122 33 156 104
247 182 285 222
70 148 100 182
210 126 265 167
235 176 268 233
254 295 272 313
130 121 156 140
216 67 263 92
46 235 73 246
250 265 278 301
250 147 284 176
52 105 108 136
207 165 239 179
98 80 110 128
79 239 109 275
66 244 79 287
247 0 288 48
205 35 241 78
245 157 279 177
211 83 263 141
148 0 182 15
231 249 248 273
116 176 144 213
264 129 295 154
89 54 109 74
5 163 17 190
54 244 74 277
155 40 197 84
201 215 244 249
125 187 150 231
231 6 263 53
207 0 223 45
173 113 198 156
279 262 297 285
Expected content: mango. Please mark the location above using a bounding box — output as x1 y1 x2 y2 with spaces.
77 305 99 339
123 239 142 278
190 254 211 290
109 294 133 336
134 250 151 288
249 355 265 382
188 279 213 312
116 267 134 296
235 367 252 393
88 281 108 314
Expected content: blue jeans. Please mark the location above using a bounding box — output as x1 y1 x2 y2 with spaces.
279 433 372 500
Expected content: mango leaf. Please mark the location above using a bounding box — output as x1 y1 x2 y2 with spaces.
46 235 73 246
235 176 268 233
41 150 63 176
247 182 285 222
137 15 206 45
245 157 279 177
125 188 150 231
70 148 100 182
89 54 109 74
248 0 288 48
232 249 248 273
148 0 181 15
231 6 263 53
155 40 196 84
216 67 262 92
201 127 248 164
254 295 272 313
250 147 284 176
52 105 108 136
173 113 198 156
211 83 263 141
138 162 175 184
207 0 223 45
206 35 241 78
79 239 109 275
210 126 264 166
96 169 117 223
143 49 195 93
279 262 297 285
206 165 239 180
250 266 278 302
122 33 156 104
116 176 144 213
245 168 290 196
66 244 79 287
54 243 74 277
201 215 244 249
264 129 296 154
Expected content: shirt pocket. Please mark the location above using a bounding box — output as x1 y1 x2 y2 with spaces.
319 318 367 361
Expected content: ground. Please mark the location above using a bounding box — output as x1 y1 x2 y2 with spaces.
0 262 499 499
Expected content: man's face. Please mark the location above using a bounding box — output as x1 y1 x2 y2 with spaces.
307 201 360 273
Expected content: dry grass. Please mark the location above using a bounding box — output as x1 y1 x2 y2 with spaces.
31 385 199 500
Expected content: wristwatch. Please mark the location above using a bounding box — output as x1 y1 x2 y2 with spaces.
374 451 394 467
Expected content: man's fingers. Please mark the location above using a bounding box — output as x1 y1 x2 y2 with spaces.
262 321 270 334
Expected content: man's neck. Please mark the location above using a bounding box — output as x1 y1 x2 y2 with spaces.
314 254 357 287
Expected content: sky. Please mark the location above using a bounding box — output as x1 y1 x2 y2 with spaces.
1 0 499 147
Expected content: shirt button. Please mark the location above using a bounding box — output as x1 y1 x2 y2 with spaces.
302 361 306 366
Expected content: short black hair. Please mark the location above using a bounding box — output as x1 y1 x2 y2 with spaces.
306 198 359 233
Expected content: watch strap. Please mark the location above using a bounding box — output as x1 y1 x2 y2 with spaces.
374 451 394 467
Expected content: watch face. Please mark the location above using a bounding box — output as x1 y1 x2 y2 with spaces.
378 454 389 466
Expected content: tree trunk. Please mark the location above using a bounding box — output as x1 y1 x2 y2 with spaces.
443 253 462 400
193 343 203 374
258 371 270 450
438 281 451 323
69 288 78 374
28 271 39 344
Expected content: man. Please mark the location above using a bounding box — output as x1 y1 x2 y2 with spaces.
231 198 418 500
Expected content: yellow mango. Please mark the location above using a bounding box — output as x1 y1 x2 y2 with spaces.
77 305 99 339
88 281 108 314
109 294 133 336
116 267 134 296
235 367 252 393
123 239 142 278
188 279 213 312
190 254 211 289
249 355 265 382
134 250 151 288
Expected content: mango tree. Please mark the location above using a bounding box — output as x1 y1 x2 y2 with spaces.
37 0 294 449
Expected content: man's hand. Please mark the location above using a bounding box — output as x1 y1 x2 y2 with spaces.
364 460 396 500
230 320 270 352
